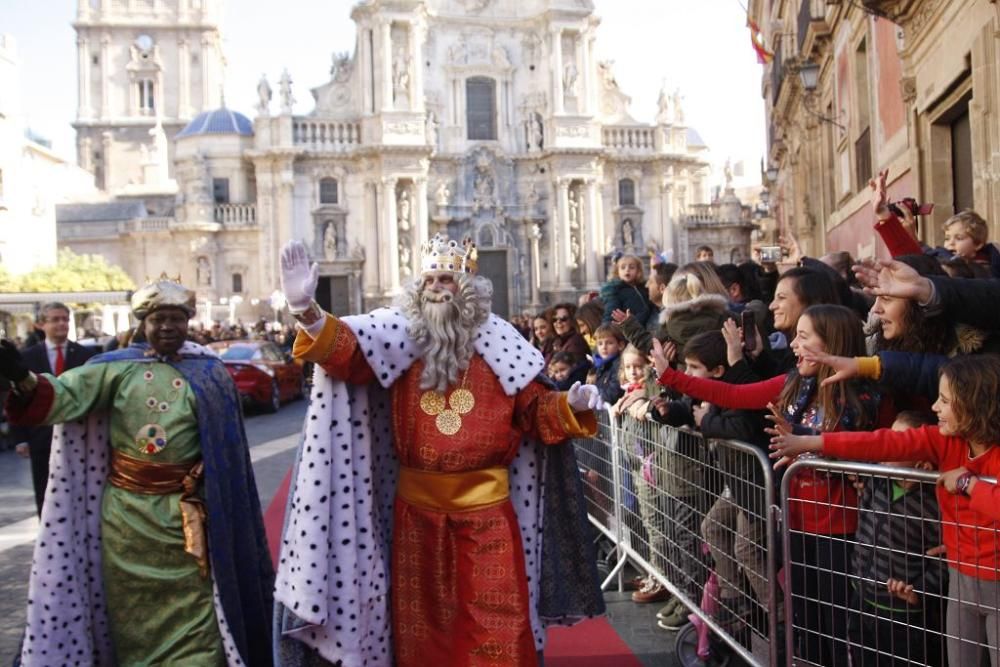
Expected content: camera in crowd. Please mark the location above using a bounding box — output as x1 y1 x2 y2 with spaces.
888 198 934 231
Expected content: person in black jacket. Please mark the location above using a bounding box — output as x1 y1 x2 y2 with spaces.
11 302 96 515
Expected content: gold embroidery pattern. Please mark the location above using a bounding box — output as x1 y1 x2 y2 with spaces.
418 372 476 435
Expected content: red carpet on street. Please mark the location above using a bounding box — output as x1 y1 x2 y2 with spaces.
264 471 642 665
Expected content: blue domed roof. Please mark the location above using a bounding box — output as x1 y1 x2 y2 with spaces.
176 108 253 139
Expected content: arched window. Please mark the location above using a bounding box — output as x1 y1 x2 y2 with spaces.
618 179 636 207
466 77 497 141
232 273 243 294
137 78 155 113
319 177 338 204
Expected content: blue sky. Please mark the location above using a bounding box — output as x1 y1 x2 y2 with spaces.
3 0 766 188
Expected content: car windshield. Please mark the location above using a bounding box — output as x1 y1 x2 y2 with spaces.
219 346 258 361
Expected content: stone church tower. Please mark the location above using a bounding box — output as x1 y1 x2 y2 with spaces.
72 0 225 193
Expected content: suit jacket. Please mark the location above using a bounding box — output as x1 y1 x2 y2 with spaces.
10 341 95 448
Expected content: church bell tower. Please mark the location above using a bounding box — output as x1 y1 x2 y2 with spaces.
72 0 226 193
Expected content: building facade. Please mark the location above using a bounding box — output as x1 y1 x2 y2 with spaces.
60 0 714 320
752 0 1000 259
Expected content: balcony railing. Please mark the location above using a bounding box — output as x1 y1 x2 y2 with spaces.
602 126 656 153
214 203 256 227
293 119 362 151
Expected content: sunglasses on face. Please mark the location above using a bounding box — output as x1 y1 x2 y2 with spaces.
552 316 571 323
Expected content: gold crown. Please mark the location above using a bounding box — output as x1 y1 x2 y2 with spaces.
420 234 478 274
131 272 197 319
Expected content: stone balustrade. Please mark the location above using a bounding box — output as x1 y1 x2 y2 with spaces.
293 119 362 151
214 203 256 226
602 125 656 153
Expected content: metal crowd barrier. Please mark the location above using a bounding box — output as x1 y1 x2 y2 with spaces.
573 413 1000 667
573 410 779 667
780 458 1000 667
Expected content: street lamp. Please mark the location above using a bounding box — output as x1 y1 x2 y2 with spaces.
792 59 846 130
765 167 779 182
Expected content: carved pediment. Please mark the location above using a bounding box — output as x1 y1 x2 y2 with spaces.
310 53 355 118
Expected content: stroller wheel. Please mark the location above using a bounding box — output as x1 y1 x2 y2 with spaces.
673 621 730 667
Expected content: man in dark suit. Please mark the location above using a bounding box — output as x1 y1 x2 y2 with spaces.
13 302 96 515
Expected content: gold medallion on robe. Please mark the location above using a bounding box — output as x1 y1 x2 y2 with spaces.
419 385 476 435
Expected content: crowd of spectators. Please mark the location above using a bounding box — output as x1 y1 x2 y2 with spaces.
509 168 1000 665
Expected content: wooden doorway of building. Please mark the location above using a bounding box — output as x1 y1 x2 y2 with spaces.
477 249 510 319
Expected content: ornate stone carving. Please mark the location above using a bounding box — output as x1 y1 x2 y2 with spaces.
386 121 424 135
900 76 917 104
426 110 439 148
556 124 588 138
392 47 411 107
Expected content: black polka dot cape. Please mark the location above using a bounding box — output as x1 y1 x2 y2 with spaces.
273 308 605 666
19 342 273 667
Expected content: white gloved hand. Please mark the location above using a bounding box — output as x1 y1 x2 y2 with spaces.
567 381 604 412
280 240 319 313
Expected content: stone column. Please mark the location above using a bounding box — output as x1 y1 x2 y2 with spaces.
100 34 110 117
178 37 191 117
382 177 400 291
380 21 393 112
78 36 92 119
555 178 573 287
360 27 372 114
580 33 591 116
410 22 424 113
414 177 429 246
527 221 542 310
551 29 564 115
587 35 598 115
585 178 602 288
659 180 674 260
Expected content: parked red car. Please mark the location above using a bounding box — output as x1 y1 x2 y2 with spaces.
208 340 306 412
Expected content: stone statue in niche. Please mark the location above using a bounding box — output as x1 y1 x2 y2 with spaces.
528 113 543 152
563 62 579 99
622 218 635 249
723 159 733 189
279 69 295 113
567 188 580 230
256 74 272 114
398 242 412 278
435 181 451 208
425 110 439 148
392 48 411 106
197 256 212 286
323 222 338 260
397 189 412 231
569 235 581 269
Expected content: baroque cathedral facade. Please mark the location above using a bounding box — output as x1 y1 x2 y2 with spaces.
60 0 712 319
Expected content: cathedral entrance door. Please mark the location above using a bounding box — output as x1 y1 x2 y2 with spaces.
477 249 510 319
316 275 352 316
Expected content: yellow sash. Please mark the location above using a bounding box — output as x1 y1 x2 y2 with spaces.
396 466 509 512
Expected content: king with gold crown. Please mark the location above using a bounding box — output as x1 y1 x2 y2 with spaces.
273 235 606 666
0 274 274 666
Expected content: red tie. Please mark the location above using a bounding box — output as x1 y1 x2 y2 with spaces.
54 345 65 375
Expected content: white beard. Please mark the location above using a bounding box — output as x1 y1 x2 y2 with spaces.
409 288 477 392
396 273 492 392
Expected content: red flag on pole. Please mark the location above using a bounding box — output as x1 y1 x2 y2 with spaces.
748 18 774 64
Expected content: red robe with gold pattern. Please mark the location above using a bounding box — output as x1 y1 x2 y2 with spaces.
291 314 595 666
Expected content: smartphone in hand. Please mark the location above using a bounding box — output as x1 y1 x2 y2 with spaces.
741 310 757 352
